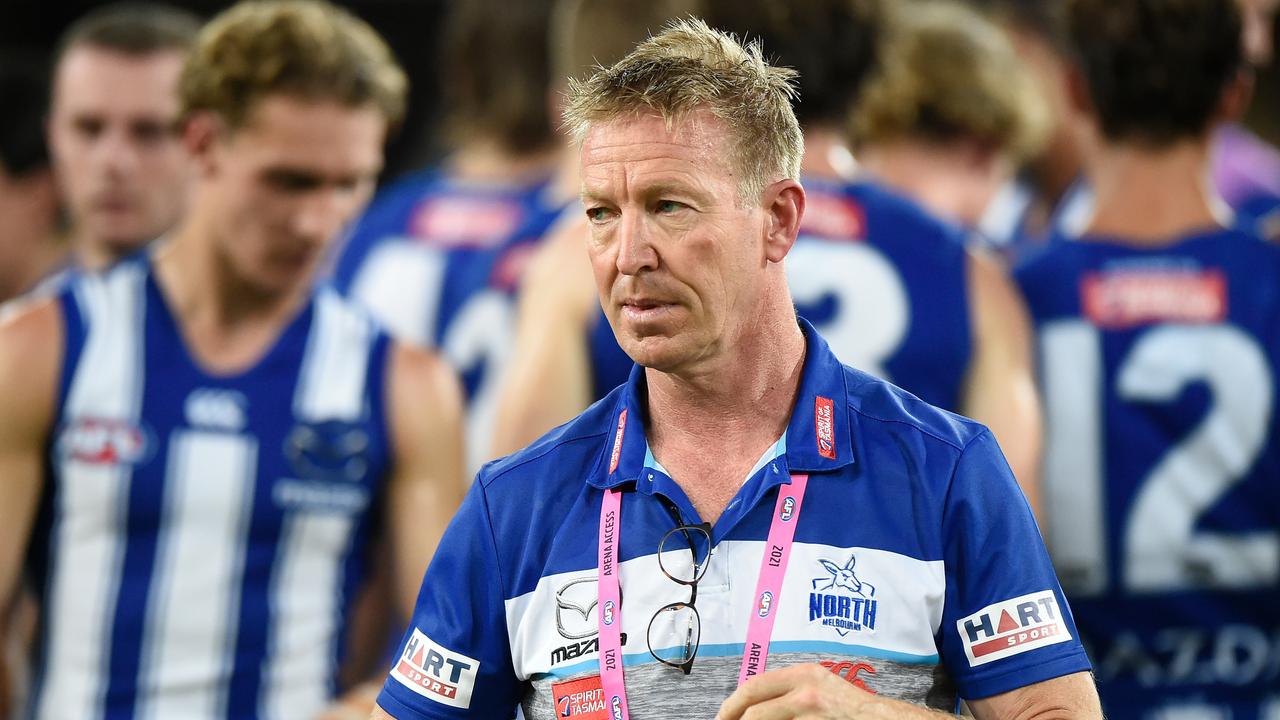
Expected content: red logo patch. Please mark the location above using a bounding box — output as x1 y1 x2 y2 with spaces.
410 197 522 248
820 660 877 692
800 192 867 240
815 397 836 460
1081 269 1226 329
57 417 149 466
552 675 608 719
608 409 628 473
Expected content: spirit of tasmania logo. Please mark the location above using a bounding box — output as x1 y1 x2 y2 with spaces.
809 553 877 636
956 590 1071 667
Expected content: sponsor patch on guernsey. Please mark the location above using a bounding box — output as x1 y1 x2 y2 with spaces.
390 628 480 708
956 591 1071 667
551 674 608 719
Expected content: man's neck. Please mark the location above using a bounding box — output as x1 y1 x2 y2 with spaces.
857 141 998 227
446 139 558 184
644 302 806 522
1084 138 1226 244
152 210 310 374
72 230 127 273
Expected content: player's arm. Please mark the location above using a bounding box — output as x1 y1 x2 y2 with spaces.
717 664 1101 719
490 215 597 457
0 300 62 712
382 342 466 615
324 344 466 720
961 247 1043 521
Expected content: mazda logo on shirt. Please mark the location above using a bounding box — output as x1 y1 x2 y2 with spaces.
555 577 599 640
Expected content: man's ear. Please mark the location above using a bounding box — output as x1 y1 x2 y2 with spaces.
762 178 805 264
182 112 224 177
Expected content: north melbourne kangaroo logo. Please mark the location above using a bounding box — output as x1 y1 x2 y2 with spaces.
810 553 878 636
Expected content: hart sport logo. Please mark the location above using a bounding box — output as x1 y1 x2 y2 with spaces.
390 628 480 709
957 591 1071 667
809 554 877 636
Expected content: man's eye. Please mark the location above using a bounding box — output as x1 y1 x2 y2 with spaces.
655 200 684 214
586 207 613 223
73 117 104 140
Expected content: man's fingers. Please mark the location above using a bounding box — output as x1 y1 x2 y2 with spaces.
716 664 830 720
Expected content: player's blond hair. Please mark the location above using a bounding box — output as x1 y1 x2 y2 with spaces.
178 0 407 130
852 0 1048 161
562 17 803 202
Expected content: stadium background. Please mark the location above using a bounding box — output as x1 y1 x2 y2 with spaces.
2 0 1277 184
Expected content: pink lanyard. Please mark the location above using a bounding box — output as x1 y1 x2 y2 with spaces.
596 474 810 718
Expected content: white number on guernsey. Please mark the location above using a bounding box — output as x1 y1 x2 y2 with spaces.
443 289 515 477
786 240 910 380
1041 322 1277 595
350 243 513 478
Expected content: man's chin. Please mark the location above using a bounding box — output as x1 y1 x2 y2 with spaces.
617 333 689 373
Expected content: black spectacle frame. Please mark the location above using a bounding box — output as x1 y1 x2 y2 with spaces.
647 496 712 675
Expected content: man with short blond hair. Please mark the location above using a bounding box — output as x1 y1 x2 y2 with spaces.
376 19 1099 719
0 2 464 718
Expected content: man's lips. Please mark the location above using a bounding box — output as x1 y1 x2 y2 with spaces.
618 297 678 321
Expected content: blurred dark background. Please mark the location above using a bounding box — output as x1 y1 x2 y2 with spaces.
0 0 450 182
1 0 1277 184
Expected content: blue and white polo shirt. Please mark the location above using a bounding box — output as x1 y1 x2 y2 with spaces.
378 320 1091 718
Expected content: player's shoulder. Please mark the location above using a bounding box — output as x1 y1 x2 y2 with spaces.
1012 235 1088 292
474 387 620 495
359 167 445 224
849 180 967 247
840 363 989 457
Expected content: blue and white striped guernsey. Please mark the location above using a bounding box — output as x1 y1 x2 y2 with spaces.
31 255 394 720
378 320 1091 719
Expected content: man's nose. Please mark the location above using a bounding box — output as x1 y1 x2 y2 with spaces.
615 211 658 275
98 129 141 177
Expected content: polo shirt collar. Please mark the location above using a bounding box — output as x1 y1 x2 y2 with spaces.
588 317 856 490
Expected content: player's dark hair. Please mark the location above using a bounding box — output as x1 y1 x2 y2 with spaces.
0 57 50 178
550 0 705 85
1066 0 1243 146
54 2 201 67
704 0 883 129
439 0 557 155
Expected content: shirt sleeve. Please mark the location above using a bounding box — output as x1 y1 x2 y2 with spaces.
376 479 521 719
938 430 1093 699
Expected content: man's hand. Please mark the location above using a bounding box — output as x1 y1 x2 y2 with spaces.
716 663 943 720
718 665 1103 720
317 681 381 719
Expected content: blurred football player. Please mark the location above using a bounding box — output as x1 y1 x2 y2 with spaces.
46 2 199 273
0 2 464 718
0 58 63 305
851 0 1051 232
1015 0 1280 716
327 0 562 478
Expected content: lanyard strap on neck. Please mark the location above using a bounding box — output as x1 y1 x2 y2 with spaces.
597 488 628 720
738 472 808 684
596 474 810 716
